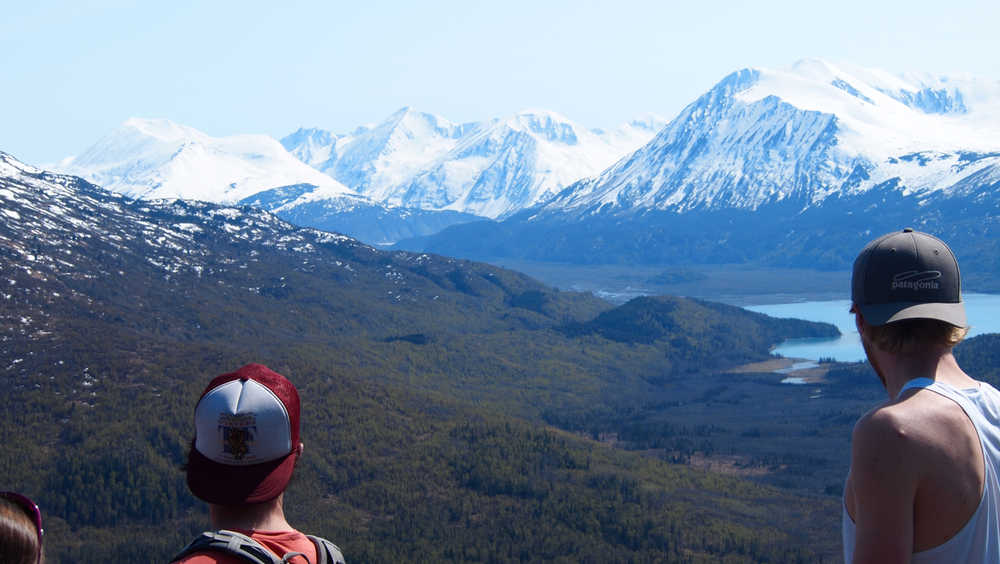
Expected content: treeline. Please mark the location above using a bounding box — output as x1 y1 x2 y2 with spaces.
562 295 838 375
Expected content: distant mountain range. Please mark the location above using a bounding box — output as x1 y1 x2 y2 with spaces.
41 59 1000 270
52 109 664 245
57 117 355 203
538 59 1000 214
281 107 666 218
52 117 478 245
401 60 1000 275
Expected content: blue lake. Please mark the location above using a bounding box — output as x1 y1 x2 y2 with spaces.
745 293 1000 362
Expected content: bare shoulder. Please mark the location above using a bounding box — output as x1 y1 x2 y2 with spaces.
847 400 928 522
854 395 948 453
853 401 917 445
855 389 976 463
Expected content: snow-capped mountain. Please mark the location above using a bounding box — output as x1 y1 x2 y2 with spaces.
282 108 666 219
58 118 358 203
283 107 478 202
0 151 356 282
280 127 340 170
540 59 1000 215
403 60 1000 272
0 149 359 341
389 110 666 218
50 118 481 245
54 109 664 246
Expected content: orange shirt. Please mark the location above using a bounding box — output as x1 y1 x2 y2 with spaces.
172 529 317 564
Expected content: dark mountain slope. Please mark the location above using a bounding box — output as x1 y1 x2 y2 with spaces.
398 183 1000 281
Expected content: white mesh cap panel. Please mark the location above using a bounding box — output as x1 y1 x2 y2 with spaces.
194 379 292 465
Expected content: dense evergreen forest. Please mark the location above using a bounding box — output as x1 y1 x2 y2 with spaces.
1 302 846 563
6 284 999 563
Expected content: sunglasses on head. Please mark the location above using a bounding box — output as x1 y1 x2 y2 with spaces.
1 491 43 563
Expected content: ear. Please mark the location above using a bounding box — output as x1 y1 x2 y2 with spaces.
850 303 866 335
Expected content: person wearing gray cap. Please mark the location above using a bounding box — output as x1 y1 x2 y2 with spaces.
843 228 1000 563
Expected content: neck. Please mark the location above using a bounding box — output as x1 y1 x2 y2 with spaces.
209 494 294 532
869 345 972 400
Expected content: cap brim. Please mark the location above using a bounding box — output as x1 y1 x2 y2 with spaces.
186 446 297 505
859 300 967 328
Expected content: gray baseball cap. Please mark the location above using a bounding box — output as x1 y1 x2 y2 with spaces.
851 228 966 327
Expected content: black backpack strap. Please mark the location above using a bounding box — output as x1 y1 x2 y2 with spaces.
306 535 346 564
171 530 283 564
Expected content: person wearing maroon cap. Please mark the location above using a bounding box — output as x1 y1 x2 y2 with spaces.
843 229 1000 563
171 364 345 564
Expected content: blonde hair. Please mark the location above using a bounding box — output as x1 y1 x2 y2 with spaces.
861 318 969 355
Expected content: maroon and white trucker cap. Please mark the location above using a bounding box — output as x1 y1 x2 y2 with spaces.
186 364 301 505
851 228 966 328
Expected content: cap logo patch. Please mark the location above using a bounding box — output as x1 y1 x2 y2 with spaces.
891 270 941 291
218 412 257 461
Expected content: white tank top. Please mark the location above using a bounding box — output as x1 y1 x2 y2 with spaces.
843 378 1000 563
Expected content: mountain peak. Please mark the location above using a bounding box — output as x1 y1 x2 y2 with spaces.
119 117 207 143
514 108 572 120
0 151 42 177
278 106 663 219
624 114 669 132
502 110 582 145
382 107 462 135
538 60 1000 218
388 105 414 117
788 58 843 79
56 120 357 204
285 126 334 142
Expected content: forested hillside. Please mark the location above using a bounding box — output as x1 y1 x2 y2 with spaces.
1 157 844 562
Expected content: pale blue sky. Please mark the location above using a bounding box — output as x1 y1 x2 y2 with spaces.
2 0 998 165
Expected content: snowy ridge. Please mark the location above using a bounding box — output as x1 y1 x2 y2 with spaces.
390 109 632 218
49 118 467 244
281 127 339 169
283 107 476 201
1 150 556 350
283 108 665 219
539 60 1000 215
53 110 664 226
59 118 359 204
0 152 43 177
0 151 362 299
735 60 1000 157
51 60 998 230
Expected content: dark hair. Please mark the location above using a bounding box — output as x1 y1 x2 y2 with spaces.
861 317 969 354
0 496 43 564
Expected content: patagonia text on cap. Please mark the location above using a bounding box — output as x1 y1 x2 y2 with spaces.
851 228 966 327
